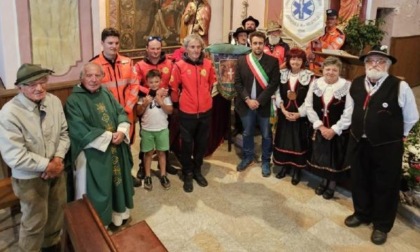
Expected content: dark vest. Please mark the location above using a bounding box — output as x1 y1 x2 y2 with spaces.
313 93 346 128
280 81 310 113
350 75 403 146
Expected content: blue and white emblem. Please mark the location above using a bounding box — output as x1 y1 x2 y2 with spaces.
292 0 315 21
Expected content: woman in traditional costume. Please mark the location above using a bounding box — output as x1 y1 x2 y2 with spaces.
273 48 314 185
305 56 352 199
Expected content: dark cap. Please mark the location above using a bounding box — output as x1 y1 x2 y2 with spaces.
359 45 397 65
242 16 260 28
233 27 249 37
15 63 54 85
326 9 338 17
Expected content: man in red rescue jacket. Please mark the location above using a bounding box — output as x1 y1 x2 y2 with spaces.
134 36 179 180
170 34 217 193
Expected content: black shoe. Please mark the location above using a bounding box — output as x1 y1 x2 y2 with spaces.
322 188 334 199
136 165 145 179
183 174 193 193
344 214 370 228
132 176 142 187
291 169 301 185
166 165 179 175
160 175 171 190
275 166 287 179
144 176 153 191
371 229 387 245
193 173 208 187
315 184 327 195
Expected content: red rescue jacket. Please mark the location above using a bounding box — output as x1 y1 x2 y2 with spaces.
170 54 216 115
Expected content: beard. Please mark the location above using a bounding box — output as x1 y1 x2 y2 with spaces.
268 35 280 45
366 68 387 80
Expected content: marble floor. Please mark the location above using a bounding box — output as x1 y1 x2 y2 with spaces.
1 86 420 251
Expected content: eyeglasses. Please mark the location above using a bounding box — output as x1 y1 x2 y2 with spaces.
365 59 387 65
148 36 162 42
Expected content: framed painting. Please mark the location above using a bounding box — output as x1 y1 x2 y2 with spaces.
107 0 191 59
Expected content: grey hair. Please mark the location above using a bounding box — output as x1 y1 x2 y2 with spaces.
323 56 343 73
183 34 205 48
79 62 104 80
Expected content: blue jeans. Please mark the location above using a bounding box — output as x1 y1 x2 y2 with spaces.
240 109 273 163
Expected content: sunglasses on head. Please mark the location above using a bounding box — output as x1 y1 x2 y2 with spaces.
148 36 162 42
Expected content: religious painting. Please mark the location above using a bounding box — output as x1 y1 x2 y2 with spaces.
107 0 190 54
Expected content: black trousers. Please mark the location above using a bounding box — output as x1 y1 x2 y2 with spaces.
347 137 403 233
179 112 211 175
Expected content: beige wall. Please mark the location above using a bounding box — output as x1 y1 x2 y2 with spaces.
2 0 420 89
368 0 420 37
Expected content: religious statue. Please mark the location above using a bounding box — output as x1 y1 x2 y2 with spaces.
179 0 211 45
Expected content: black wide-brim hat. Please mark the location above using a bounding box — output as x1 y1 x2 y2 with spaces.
233 27 249 37
359 45 397 65
241 16 260 28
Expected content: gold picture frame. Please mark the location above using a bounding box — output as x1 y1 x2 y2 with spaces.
106 0 190 59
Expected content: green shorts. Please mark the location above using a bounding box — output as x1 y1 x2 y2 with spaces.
140 128 169 152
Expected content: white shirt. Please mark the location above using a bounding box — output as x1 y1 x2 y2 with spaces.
305 77 352 135
346 74 419 136
138 96 172 131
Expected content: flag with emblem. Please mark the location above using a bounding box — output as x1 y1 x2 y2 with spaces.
206 43 251 100
282 0 325 46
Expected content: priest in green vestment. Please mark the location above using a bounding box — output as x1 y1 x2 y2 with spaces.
65 62 134 227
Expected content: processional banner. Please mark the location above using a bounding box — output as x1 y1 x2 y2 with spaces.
282 0 326 46
206 44 251 100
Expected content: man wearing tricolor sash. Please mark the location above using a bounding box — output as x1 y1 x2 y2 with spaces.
234 31 280 177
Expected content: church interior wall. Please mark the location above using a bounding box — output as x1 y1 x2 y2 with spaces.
1 0 420 89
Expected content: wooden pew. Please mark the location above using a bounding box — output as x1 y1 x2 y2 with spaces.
62 196 167 252
0 177 19 212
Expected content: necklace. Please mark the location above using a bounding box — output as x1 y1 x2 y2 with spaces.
290 72 299 77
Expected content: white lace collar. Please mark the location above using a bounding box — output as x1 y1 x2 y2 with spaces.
313 77 350 99
280 69 313 86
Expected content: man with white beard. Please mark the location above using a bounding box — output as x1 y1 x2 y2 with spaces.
263 22 290 69
344 45 419 245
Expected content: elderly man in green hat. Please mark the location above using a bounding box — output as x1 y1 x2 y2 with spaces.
0 63 70 252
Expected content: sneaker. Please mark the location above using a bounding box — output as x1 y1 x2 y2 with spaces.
144 176 153 191
160 175 171 190
236 158 254 171
262 162 271 177
137 164 145 179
